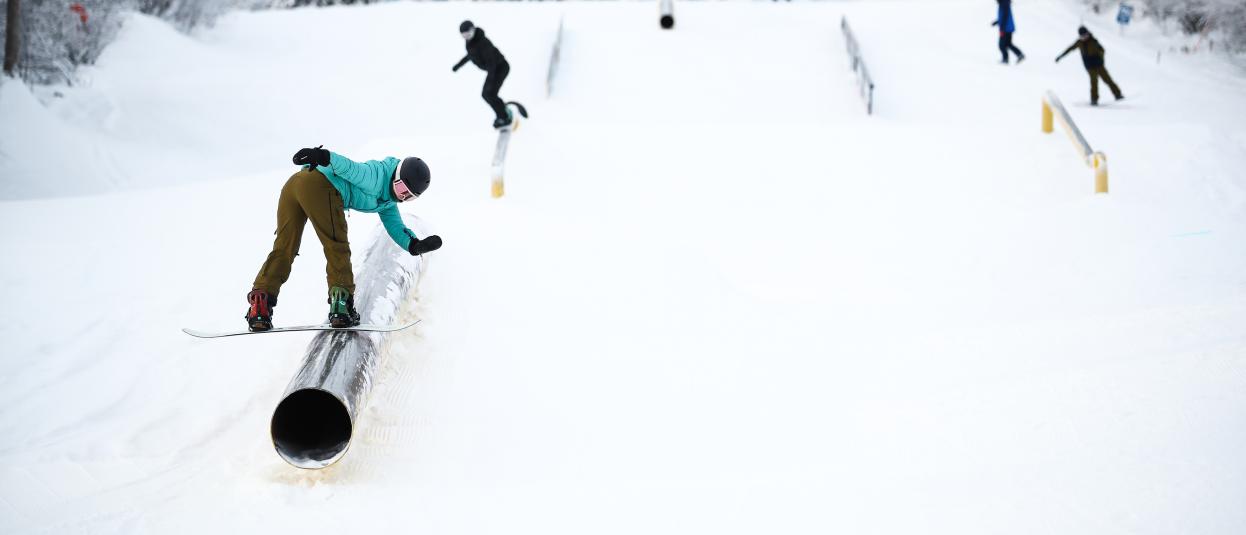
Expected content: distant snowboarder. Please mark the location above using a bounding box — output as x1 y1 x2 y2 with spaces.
991 0 1025 64
453 20 514 129
245 147 443 332
1056 26 1124 106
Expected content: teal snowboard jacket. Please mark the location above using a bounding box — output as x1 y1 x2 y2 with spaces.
309 151 416 251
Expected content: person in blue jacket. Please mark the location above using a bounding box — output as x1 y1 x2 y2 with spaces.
992 0 1025 64
244 146 443 332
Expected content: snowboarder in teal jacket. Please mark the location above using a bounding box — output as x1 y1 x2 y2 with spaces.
246 146 443 332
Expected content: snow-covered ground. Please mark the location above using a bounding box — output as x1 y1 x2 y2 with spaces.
2 0 1245 533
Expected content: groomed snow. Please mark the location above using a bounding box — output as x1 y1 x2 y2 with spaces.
2 1 1245 533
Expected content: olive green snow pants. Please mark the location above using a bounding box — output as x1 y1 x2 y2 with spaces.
1088 66 1122 103
253 169 354 297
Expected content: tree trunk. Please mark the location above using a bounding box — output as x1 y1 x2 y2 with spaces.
4 0 20 75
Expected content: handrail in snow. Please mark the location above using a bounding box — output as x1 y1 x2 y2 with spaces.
1042 90 1109 193
841 17 875 115
270 214 428 469
546 16 564 98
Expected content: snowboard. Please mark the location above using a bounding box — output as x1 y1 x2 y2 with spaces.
181 319 420 339
491 101 529 198
1075 94 1139 108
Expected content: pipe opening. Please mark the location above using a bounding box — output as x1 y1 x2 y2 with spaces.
271 389 352 469
660 15 675 29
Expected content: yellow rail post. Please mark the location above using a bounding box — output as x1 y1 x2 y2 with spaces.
1042 100 1053 133
1092 152 1108 193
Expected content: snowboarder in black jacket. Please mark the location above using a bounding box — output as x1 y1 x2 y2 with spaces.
1056 26 1124 105
452 20 512 128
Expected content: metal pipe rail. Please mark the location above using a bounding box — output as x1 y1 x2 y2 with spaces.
841 16 875 115
659 0 675 30
546 16 564 98
1042 90 1109 193
270 214 427 469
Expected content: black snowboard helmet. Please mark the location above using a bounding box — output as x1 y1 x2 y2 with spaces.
459 20 476 39
393 157 430 201
1077 26 1090 36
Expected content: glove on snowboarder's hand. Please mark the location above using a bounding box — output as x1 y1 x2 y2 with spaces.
408 235 443 256
292 146 330 168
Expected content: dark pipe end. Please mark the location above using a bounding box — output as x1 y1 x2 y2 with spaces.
271 389 352 469
660 15 675 30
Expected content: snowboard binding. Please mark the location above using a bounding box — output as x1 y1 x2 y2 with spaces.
245 289 275 332
327 286 361 328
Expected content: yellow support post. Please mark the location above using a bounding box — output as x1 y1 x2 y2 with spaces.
491 177 504 198
1092 152 1108 194
1042 100 1053 133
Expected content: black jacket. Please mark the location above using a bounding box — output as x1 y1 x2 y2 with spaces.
1058 36 1105 69
454 29 507 72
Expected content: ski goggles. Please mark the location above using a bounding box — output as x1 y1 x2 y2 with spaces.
393 176 417 202
392 161 418 202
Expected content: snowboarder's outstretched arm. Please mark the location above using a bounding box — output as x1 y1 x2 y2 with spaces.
378 205 417 250
379 203 442 255
324 151 393 192
452 55 469 72
293 147 386 190
1055 42 1078 62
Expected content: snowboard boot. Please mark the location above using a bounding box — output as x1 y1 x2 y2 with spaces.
245 289 275 332
327 286 361 328
493 109 513 129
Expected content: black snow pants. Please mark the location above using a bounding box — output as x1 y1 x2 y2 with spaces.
482 61 510 121
999 32 1024 63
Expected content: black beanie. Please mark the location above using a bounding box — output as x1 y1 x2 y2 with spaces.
1078 26 1090 36
460 20 475 33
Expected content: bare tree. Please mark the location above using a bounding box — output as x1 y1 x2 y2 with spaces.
4 0 19 75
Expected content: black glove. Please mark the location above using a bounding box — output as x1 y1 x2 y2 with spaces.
991 20 999 27
409 235 443 256
292 145 330 167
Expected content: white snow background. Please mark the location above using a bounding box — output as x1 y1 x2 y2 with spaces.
2 0 1245 533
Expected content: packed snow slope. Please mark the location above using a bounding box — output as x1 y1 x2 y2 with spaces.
2 1 1245 533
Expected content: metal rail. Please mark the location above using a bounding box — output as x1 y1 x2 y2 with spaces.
270 214 427 469
841 16 875 115
1042 90 1109 193
546 16 564 98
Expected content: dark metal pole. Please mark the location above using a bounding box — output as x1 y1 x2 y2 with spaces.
4 0 21 75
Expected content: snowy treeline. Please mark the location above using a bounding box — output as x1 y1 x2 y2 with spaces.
1 0 388 84
1085 0 1246 50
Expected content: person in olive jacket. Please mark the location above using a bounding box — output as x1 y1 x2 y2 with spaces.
452 20 513 128
1056 26 1125 105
